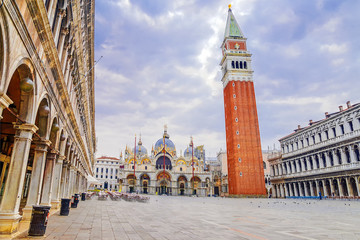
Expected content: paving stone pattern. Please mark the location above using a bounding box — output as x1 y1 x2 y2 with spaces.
16 196 360 240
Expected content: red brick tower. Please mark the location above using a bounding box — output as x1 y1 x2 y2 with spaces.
220 6 266 196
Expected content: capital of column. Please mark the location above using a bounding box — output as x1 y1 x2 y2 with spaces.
13 123 39 141
0 93 13 109
33 139 52 152
58 8 67 18
57 155 66 164
47 150 59 161
61 27 69 36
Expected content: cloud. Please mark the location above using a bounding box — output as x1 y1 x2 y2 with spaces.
95 0 360 158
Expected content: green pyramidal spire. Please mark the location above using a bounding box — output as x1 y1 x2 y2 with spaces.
224 7 244 38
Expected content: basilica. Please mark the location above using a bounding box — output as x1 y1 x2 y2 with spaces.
119 127 212 196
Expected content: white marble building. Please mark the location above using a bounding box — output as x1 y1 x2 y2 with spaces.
93 156 121 191
269 101 360 198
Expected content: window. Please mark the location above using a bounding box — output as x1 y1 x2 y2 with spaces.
132 166 134 169
96 175 98 178
306 138 309 146
233 94 236 98
236 61 239 68
263 161 266 169
287 145 289 152
96 168 98 173
325 130 329 140
101 168 103 173
232 82 235 87
240 61 243 69
340 125 344 134
301 140 304 148
145 166 147 170
296 142 298 150
312 136 315 144
238 158 241 162
244 61 247 69
332 127 336 137
115 176 117 179
231 61 235 68
180 167 182 171
110 176 113 179
235 118 238 122
240 172 242 176
106 168 108 173
106 175 108 179
237 144 240 148
291 144 294 151
236 131 239 135
234 106 237 110
318 133 322 142
349 121 354 131
101 175 103 178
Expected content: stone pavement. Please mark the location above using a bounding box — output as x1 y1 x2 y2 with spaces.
15 195 360 240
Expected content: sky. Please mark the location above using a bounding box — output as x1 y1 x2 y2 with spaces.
94 0 360 159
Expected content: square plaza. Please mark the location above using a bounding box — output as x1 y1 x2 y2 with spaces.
16 196 360 240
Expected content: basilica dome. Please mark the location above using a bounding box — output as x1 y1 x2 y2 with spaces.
133 137 147 155
154 126 176 156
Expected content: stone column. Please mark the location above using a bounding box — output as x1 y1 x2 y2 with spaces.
323 180 329 197
337 179 344 197
345 177 351 197
295 160 301 173
315 181 320 196
0 94 13 120
349 146 357 163
40 151 58 206
340 148 347 164
290 161 295 174
68 167 75 197
292 183 298 196
304 182 309 196
299 182 304 196
325 152 331 167
354 177 360 197
312 156 318 170
332 150 339 165
319 154 324 168
310 182 315 196
305 157 311 170
57 27 69 60
22 140 51 221
285 184 289 197
51 155 65 209
299 158 304 172
59 162 68 198
0 124 38 234
329 179 335 197
53 9 66 46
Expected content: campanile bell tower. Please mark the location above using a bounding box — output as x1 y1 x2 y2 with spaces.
220 6 266 196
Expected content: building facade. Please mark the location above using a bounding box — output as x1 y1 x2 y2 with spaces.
93 156 120 191
119 127 212 196
269 101 360 198
0 0 95 235
220 6 266 196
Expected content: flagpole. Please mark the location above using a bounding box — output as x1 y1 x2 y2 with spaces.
163 136 166 174
191 136 194 195
134 134 136 178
